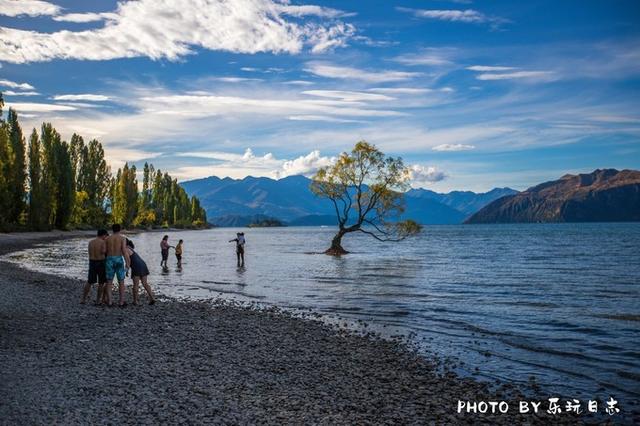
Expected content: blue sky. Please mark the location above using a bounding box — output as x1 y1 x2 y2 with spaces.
1 0 639 192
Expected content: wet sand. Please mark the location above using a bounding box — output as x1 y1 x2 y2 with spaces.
0 232 586 425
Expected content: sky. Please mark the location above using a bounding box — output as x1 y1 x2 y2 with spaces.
0 0 639 192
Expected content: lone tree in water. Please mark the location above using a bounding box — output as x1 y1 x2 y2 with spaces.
311 141 422 255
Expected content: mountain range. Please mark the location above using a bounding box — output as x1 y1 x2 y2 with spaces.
180 175 516 226
466 169 640 223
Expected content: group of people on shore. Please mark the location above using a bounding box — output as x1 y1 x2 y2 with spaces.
81 224 159 307
81 226 247 306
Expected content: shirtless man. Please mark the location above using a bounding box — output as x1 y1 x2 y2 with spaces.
81 229 108 304
105 223 131 307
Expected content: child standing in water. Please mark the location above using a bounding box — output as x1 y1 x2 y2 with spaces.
229 232 245 267
175 239 184 268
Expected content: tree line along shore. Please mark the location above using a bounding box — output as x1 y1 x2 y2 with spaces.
0 93 207 232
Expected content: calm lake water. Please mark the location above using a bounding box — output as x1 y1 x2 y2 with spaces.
5 223 640 407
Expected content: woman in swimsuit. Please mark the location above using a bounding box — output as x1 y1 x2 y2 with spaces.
126 239 156 305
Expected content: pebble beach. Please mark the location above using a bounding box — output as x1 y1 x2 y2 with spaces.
0 232 590 425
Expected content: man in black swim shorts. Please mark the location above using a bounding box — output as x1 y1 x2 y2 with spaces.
82 229 108 304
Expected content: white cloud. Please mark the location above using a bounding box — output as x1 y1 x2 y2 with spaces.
0 0 61 17
397 7 508 27
302 90 393 102
53 94 111 102
5 102 76 112
174 148 333 180
475 71 555 81
0 0 356 64
278 5 355 19
52 12 118 23
215 77 263 83
393 48 456 66
138 92 402 118
105 146 163 169
275 150 335 178
3 90 40 96
0 79 35 90
466 65 515 72
408 165 447 185
282 80 314 85
306 22 356 53
287 115 363 123
398 7 482 23
432 143 475 151
305 62 421 83
369 87 431 94
368 87 454 95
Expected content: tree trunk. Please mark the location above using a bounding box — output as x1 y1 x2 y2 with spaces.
325 228 349 255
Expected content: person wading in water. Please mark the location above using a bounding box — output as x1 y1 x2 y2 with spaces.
229 232 246 267
175 239 184 268
160 235 173 269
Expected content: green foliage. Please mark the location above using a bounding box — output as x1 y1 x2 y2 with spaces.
0 122 11 229
126 166 206 228
27 128 46 230
6 109 26 223
311 141 422 254
0 94 206 231
53 139 75 229
111 163 138 227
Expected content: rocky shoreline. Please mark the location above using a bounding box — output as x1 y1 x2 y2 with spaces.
0 233 589 425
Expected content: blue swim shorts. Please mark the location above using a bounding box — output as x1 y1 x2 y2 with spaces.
105 255 125 282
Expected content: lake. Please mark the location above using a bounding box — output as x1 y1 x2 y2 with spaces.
5 223 640 406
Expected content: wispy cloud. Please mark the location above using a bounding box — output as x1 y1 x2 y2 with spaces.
138 92 402 118
214 77 263 83
53 94 111 102
0 79 35 90
302 90 393 102
4 102 76 112
282 80 314 86
397 7 508 27
475 70 556 81
0 0 356 63
590 115 640 124
466 65 515 72
52 12 118 23
369 87 453 95
305 62 421 83
287 115 364 123
432 143 475 151
0 0 60 17
393 47 457 67
278 5 356 19
2 90 40 96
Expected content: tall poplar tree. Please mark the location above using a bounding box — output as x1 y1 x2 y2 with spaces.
0 94 11 228
6 108 26 223
28 128 46 230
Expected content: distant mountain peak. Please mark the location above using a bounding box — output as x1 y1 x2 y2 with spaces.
466 169 640 224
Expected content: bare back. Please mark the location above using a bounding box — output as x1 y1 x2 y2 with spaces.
88 238 106 260
106 234 126 257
